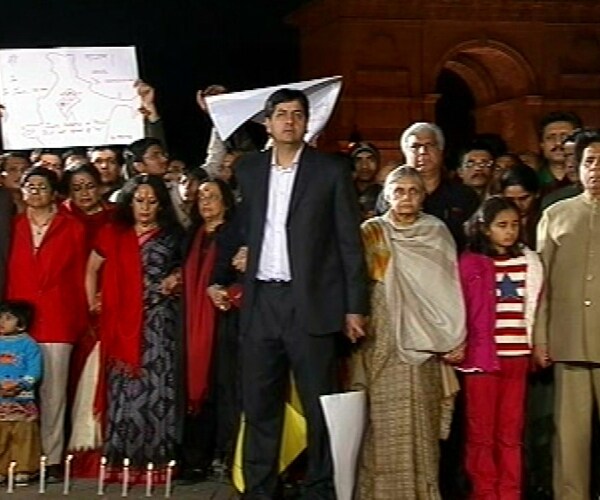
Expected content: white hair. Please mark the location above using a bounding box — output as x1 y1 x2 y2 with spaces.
399 122 445 157
383 165 425 201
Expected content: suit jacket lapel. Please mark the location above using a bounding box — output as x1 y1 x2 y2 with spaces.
255 153 272 230
288 147 312 219
247 152 271 278
249 154 272 278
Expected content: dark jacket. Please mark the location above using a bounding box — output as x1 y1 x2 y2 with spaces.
235 146 369 335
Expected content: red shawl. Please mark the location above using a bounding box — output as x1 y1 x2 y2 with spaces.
60 199 114 253
62 200 114 407
184 227 218 414
96 223 145 373
93 225 157 417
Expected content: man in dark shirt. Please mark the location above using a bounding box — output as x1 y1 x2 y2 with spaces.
457 142 495 200
537 111 582 197
350 142 382 220
396 122 480 499
541 129 585 210
379 122 480 250
421 179 480 251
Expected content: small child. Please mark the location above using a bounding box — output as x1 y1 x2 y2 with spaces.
457 196 544 500
0 301 42 486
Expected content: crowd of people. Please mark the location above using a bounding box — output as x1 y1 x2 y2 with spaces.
0 81 598 500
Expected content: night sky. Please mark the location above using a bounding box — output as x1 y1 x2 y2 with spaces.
1 0 310 164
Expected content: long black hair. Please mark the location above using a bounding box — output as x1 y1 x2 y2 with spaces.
499 163 540 194
464 195 523 257
113 174 180 231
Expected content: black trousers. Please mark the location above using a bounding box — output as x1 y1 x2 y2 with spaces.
241 282 336 500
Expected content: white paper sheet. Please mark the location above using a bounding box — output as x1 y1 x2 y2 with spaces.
205 75 342 143
0 46 143 149
320 390 367 500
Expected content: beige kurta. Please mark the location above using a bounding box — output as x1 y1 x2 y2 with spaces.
534 193 600 499
534 193 600 362
354 214 464 500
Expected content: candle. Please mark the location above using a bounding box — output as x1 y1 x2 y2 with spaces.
145 462 154 497
39 455 47 494
164 460 175 498
97 456 107 496
63 454 73 495
121 458 130 497
7 461 16 494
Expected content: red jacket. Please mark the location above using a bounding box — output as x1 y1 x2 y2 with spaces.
456 249 544 373
6 212 88 343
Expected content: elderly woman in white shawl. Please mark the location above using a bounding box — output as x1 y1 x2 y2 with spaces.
353 165 466 500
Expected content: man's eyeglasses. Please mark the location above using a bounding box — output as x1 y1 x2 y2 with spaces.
408 143 438 153
463 160 494 169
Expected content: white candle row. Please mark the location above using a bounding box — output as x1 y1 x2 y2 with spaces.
100 457 177 497
6 456 176 496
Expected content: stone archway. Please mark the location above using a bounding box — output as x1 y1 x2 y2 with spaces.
432 40 540 152
434 68 477 168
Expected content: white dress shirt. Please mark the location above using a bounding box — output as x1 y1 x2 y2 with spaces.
256 146 304 282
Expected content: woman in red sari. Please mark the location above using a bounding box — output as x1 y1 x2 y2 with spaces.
86 174 183 483
6 166 88 481
61 164 114 242
61 164 114 478
180 177 243 481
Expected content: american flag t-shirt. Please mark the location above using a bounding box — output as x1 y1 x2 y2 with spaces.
493 254 530 356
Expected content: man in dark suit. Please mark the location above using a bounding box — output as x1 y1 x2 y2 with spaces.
235 88 368 499
0 186 13 299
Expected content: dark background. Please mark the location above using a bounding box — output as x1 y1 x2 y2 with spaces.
1 0 311 164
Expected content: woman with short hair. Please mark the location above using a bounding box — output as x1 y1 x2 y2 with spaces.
180 177 242 479
354 166 466 499
6 166 88 480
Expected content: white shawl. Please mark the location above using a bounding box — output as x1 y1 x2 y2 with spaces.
379 212 466 364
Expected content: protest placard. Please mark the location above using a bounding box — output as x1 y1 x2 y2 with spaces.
0 46 143 149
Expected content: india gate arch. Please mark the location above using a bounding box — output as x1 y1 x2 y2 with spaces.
431 39 540 164
288 0 600 163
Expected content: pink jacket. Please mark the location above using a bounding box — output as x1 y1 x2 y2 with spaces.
457 249 544 373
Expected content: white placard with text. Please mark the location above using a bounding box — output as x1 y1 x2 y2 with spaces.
0 46 143 149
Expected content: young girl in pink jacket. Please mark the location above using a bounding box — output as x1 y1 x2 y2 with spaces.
458 196 544 500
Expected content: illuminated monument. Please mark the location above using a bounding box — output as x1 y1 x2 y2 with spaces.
289 0 600 159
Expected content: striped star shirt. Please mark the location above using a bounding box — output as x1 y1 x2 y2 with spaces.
493 254 530 356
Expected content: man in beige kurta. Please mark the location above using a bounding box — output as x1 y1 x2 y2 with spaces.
534 130 600 500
